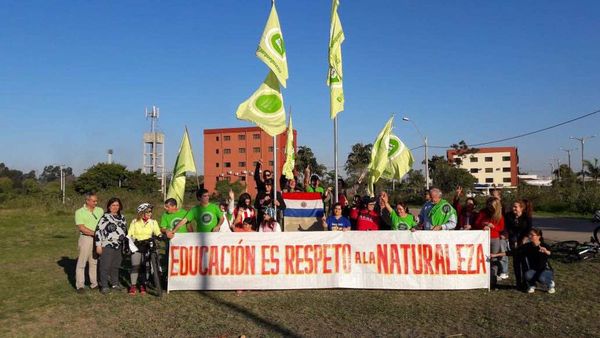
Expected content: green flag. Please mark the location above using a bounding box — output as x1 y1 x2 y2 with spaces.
166 128 197 208
381 133 414 180
236 71 287 137
256 1 288 87
327 0 345 119
282 115 295 180
367 116 393 196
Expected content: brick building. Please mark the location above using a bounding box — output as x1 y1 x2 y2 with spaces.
203 127 297 196
447 146 519 189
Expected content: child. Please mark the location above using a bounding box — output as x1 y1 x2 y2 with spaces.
258 207 282 232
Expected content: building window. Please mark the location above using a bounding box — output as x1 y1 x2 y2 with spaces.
502 167 511 172
252 161 259 167
216 163 220 168
485 157 493 162
470 157 478 163
239 148 246 153
485 168 493 173
253 134 260 140
253 147 261 153
215 149 219 154
502 156 511 161
216 136 219 141
224 148 231 154
268 146 274 152
241 176 246 182
238 161 246 167
269 161 274 166
503 177 512 183
224 135 231 141
470 168 479 173
224 162 231 168
238 134 246 140
485 178 494 183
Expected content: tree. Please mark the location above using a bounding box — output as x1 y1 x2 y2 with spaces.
428 156 476 193
74 163 159 193
122 169 160 193
213 180 245 200
296 146 327 177
39 165 74 183
344 143 372 187
448 140 479 166
0 163 35 189
0 177 13 193
584 159 600 182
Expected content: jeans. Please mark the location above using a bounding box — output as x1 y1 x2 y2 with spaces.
525 269 554 288
490 238 508 275
98 247 122 289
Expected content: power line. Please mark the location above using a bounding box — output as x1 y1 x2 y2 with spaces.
420 108 600 149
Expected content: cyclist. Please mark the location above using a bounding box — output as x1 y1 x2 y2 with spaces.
128 203 161 295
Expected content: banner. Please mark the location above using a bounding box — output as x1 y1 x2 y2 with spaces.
167 231 490 291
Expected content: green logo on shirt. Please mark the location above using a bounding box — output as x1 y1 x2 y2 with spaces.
201 212 214 225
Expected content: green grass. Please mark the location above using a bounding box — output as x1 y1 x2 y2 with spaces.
1 207 599 337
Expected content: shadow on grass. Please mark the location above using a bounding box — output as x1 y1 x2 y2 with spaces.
57 256 77 289
199 292 301 337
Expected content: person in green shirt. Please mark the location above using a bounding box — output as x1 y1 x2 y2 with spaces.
160 198 189 239
381 192 417 230
173 189 224 233
74 192 104 293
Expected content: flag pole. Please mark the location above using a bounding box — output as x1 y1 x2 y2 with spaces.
334 116 339 204
273 134 278 218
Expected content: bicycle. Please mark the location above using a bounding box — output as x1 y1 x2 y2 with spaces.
135 235 165 297
549 239 599 263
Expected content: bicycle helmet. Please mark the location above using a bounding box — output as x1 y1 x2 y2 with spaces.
136 203 153 214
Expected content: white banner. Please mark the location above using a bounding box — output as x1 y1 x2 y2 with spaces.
167 231 490 291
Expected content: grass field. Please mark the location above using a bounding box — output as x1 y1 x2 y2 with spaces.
1 206 599 337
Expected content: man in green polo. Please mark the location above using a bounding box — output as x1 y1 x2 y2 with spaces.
75 192 104 293
419 187 457 231
173 189 223 233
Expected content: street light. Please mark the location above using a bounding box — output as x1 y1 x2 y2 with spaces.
570 135 595 188
402 116 429 189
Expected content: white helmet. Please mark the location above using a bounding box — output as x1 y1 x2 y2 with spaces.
136 203 153 214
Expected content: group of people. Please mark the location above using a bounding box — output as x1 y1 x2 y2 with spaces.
75 165 555 294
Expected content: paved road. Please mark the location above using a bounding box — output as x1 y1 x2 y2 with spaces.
534 217 598 242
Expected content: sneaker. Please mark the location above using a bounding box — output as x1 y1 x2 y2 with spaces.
128 285 137 295
76 288 86 294
100 288 111 295
499 273 509 280
548 281 556 294
139 285 147 295
112 285 124 291
527 286 535 294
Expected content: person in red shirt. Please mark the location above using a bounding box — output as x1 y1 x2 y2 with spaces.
356 196 380 231
474 197 507 283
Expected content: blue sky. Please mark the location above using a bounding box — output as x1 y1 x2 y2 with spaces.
1 0 599 178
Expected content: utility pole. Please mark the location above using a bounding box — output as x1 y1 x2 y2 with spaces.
560 147 576 170
570 135 595 188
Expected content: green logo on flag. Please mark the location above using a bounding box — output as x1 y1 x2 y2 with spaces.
388 135 402 159
255 94 282 114
271 33 285 56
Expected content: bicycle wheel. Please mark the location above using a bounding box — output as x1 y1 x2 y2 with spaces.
150 252 163 297
594 226 600 244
